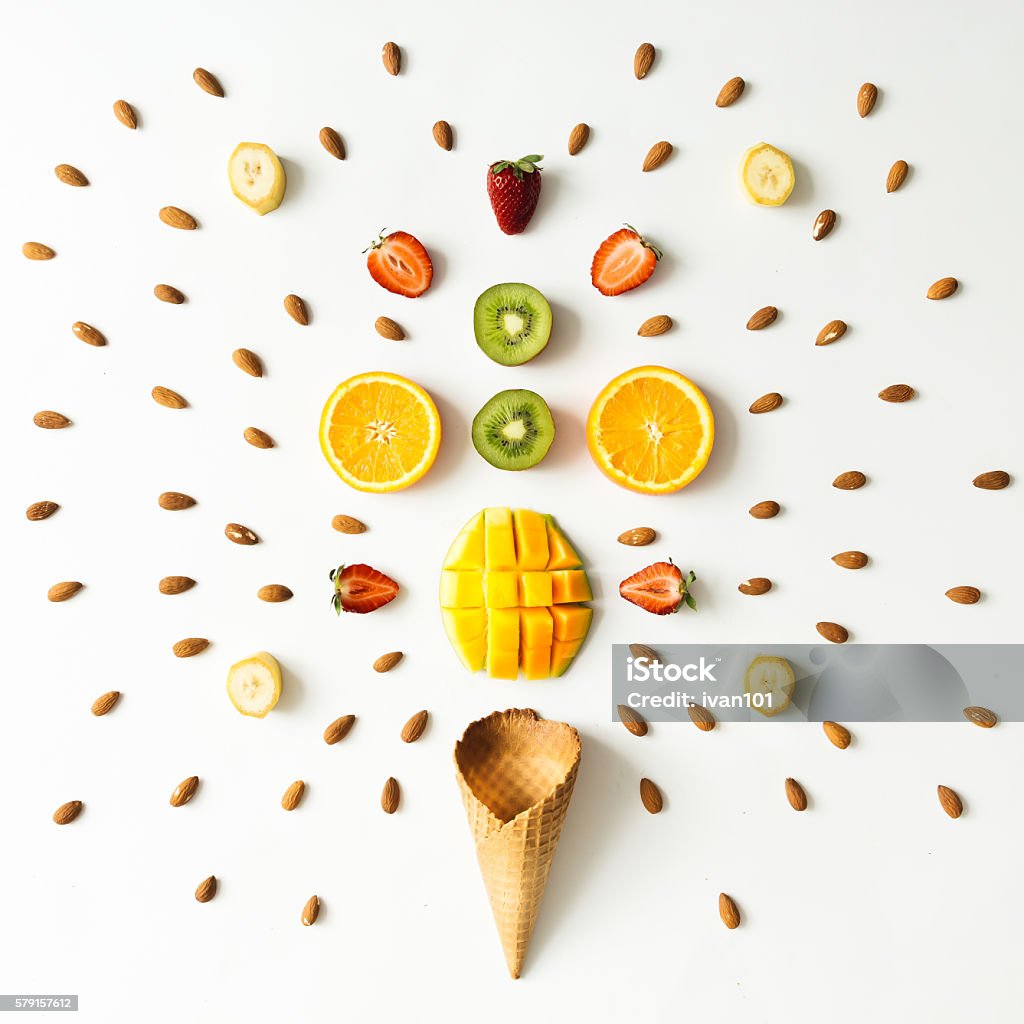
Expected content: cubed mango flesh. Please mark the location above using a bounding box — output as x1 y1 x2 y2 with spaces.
439 570 484 609
441 608 488 672
520 647 552 681
551 569 593 604
443 512 485 570
520 607 554 651
484 571 519 609
551 637 585 677
513 508 550 570
519 572 553 608
544 515 583 570
550 603 593 642
484 508 516 570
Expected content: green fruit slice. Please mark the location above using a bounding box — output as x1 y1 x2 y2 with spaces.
473 282 552 365
472 389 555 470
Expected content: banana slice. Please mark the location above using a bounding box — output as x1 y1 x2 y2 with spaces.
228 142 286 215
744 655 795 717
741 143 795 206
227 651 282 717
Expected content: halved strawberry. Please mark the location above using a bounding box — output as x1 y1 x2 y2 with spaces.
365 230 433 297
619 561 696 615
591 225 662 296
330 563 399 614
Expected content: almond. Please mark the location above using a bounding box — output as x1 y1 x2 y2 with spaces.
927 277 958 300
192 67 224 96
638 315 672 337
639 777 663 814
113 99 137 129
628 643 660 664
195 875 217 903
785 778 808 812
816 621 849 644
281 780 306 811
833 470 866 490
719 893 740 929
319 126 345 160
332 514 366 535
400 710 429 743
232 348 263 378
973 470 1009 490
746 305 778 330
301 894 320 926
832 551 868 570
323 714 355 745
244 426 274 449
55 163 88 187
634 42 655 79
34 410 70 429
715 76 745 107
878 383 915 403
749 392 783 414
567 122 589 155
381 41 401 75
816 319 847 346
53 800 82 825
170 775 199 807
373 651 403 673
738 577 772 595
159 576 196 595
381 777 401 814
71 321 105 347
945 585 981 605
258 584 293 603
48 581 82 603
687 703 716 732
159 491 195 511
857 82 878 117
224 523 258 545
173 638 209 658
617 704 648 737
937 785 963 819
886 159 909 193
432 120 453 151
91 690 120 716
375 316 405 340
812 209 837 241
22 242 55 260
159 206 197 230
154 283 185 304
618 526 656 546
822 721 851 749
151 386 187 409
26 501 59 521
963 706 997 728
642 140 673 172
283 294 309 324
748 500 780 519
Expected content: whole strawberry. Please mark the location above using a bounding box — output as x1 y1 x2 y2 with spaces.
487 154 543 234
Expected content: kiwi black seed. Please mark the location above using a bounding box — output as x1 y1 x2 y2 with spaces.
471 389 555 470
473 282 553 366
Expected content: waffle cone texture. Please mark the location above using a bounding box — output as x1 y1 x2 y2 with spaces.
454 708 581 979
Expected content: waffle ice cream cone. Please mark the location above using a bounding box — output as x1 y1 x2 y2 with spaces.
454 708 581 979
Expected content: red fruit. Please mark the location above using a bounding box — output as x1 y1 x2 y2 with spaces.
591 225 662 296
487 155 543 234
330 563 399 614
365 231 433 298
619 562 697 615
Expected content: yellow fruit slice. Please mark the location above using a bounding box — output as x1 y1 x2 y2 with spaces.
551 604 593 641
228 143 287 215
319 372 441 493
544 515 582 569
740 142 795 206
226 652 282 717
520 607 554 650
744 655 796 717
484 571 519 608
519 572 553 607
439 570 484 608
441 609 488 672
443 512 485 570
512 509 549 569
551 570 593 604
586 365 714 494
484 507 517 569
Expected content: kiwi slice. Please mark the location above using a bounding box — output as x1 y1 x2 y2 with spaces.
472 389 555 470
473 282 552 365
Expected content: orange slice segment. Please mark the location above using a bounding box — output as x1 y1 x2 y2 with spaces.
319 372 441 492
586 365 714 494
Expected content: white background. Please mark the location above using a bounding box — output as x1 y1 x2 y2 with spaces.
2 0 1022 1020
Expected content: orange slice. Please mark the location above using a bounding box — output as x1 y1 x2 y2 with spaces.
586 365 714 494
319 372 441 492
